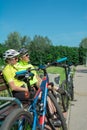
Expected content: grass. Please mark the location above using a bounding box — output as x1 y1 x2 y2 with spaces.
38 66 66 84
47 66 66 84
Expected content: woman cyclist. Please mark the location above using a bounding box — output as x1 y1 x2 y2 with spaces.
2 49 30 101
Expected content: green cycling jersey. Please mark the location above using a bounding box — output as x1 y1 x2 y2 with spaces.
14 61 38 86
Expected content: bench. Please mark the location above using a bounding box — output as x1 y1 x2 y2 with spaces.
0 97 24 126
0 70 29 126
0 70 12 97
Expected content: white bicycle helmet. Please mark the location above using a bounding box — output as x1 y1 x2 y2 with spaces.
3 49 19 60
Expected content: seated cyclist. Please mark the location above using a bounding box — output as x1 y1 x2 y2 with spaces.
2 49 30 101
14 48 42 88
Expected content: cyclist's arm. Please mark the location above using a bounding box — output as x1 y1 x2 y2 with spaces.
8 81 28 92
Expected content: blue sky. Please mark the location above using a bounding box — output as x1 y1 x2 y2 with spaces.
0 0 87 47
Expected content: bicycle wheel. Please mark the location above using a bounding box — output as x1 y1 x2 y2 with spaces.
61 80 70 112
45 92 67 130
68 76 74 101
50 89 64 112
1 108 33 130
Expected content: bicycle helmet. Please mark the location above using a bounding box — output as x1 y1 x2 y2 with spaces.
18 48 28 56
3 49 19 60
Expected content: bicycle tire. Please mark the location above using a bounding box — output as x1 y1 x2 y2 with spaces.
69 76 74 101
49 89 64 112
46 92 67 130
1 108 33 130
61 80 70 112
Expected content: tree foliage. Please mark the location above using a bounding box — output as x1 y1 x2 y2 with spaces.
79 38 87 65
29 35 52 64
4 32 21 50
0 31 86 66
4 32 31 50
80 38 87 49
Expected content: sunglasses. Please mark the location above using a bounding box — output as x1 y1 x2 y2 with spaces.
12 57 18 60
23 54 29 57
25 54 29 57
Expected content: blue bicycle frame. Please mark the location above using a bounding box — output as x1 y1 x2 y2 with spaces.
28 75 49 130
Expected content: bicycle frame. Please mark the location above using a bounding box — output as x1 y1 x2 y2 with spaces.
28 75 49 129
59 63 74 101
63 64 72 89
55 62 72 89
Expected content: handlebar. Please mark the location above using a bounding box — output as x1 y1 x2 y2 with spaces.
16 70 27 75
55 57 72 68
15 70 34 79
45 57 68 68
56 57 67 63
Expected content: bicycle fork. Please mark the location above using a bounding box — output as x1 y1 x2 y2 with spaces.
39 80 48 130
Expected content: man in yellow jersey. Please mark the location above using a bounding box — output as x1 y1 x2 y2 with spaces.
14 48 42 88
2 49 30 100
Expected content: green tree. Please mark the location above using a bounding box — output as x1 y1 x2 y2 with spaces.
0 43 7 65
20 36 31 48
4 32 31 51
29 35 52 64
5 32 21 50
0 31 81 66
79 38 87 66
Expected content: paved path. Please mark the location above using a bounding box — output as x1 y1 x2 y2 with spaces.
68 65 87 130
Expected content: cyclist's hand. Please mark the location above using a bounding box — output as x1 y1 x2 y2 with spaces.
25 91 29 98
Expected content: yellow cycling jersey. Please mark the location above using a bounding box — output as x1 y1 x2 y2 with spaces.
2 64 27 90
14 61 38 86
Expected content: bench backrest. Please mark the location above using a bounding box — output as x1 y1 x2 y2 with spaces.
0 70 12 97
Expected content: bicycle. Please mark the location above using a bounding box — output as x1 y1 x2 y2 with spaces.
1 58 67 130
50 58 74 112
48 57 70 112
62 63 74 101
38 57 70 112
56 62 74 112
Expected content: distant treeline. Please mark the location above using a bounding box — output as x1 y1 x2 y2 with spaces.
0 32 86 66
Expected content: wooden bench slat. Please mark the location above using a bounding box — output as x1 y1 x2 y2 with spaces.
0 78 5 83
0 70 12 96
0 103 20 121
0 85 9 91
